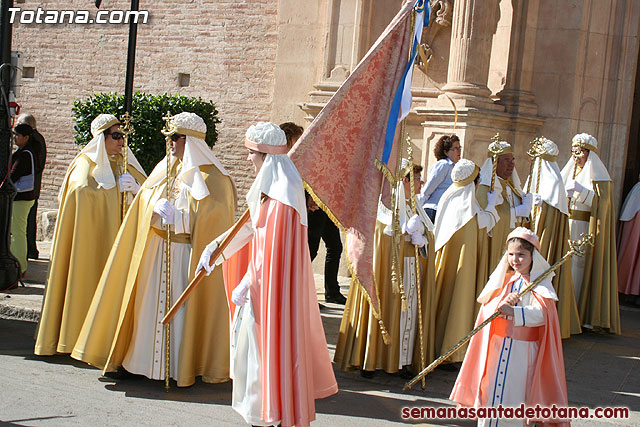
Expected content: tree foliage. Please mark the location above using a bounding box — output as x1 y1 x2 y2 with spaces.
72 92 221 173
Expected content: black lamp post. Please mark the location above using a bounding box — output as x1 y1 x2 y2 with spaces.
0 0 21 291
96 0 139 113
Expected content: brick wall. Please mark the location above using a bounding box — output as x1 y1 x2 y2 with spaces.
13 0 278 212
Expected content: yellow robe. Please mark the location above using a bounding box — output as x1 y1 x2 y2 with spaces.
476 179 522 272
35 154 146 355
334 220 436 374
71 158 237 386
432 217 489 363
576 181 621 334
532 202 582 338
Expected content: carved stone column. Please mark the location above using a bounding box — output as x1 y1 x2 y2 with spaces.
441 0 500 105
494 0 539 116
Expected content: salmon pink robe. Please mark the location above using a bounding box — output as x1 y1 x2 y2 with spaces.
226 198 338 427
450 274 569 427
618 211 640 296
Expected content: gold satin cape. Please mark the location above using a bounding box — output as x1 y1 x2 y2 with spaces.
71 159 237 386
578 180 620 334
334 220 436 374
432 217 489 363
35 154 146 355
533 202 582 338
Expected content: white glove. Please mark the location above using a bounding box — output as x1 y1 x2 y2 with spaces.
486 190 500 208
405 214 422 234
532 193 543 207
514 193 533 217
410 231 427 248
231 278 250 306
195 242 219 276
118 173 140 194
565 179 585 197
153 198 176 225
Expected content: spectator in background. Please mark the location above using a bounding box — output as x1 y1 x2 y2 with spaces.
10 123 40 275
15 113 46 260
280 121 347 305
419 134 461 222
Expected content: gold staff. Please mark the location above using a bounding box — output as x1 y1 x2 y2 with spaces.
488 133 503 193
406 136 426 389
568 144 586 208
531 138 546 230
119 112 134 221
404 233 595 390
523 137 546 228
160 112 176 391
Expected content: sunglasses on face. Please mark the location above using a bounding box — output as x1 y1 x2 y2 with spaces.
106 131 125 141
170 134 186 142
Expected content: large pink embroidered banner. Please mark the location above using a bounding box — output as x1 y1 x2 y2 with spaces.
289 1 414 318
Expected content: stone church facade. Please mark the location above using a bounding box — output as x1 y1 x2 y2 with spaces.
12 0 640 222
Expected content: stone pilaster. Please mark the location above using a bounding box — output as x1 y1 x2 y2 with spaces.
494 0 539 116
441 0 500 106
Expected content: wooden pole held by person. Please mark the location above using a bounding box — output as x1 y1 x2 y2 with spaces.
161 208 251 325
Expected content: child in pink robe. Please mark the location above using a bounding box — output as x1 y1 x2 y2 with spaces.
198 122 338 427
450 227 569 427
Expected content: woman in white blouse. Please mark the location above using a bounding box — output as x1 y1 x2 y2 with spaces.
419 134 461 222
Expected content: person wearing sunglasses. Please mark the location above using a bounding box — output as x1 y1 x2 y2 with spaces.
35 114 147 357
72 112 237 388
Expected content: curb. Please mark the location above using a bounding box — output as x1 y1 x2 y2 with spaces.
0 303 40 323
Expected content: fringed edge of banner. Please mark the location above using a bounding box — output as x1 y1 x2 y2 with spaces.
303 179 391 345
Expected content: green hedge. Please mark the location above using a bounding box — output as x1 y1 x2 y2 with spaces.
72 92 221 173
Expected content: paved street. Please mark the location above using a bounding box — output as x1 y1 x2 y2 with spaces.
1 251 639 426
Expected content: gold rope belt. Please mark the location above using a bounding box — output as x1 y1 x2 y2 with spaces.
151 226 191 244
569 209 590 222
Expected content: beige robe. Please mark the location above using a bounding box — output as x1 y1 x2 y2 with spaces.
432 218 489 363
71 158 237 386
334 220 436 374
571 180 620 334
35 154 145 355
532 202 582 338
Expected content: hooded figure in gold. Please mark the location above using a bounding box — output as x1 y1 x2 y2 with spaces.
431 159 499 363
476 140 533 273
35 114 146 356
71 112 237 385
561 133 620 334
524 137 582 338
335 161 436 376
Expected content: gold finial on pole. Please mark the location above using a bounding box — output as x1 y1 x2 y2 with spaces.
524 137 546 194
404 233 595 390
571 145 585 180
568 143 586 209
119 111 134 221
488 133 503 193
524 136 547 229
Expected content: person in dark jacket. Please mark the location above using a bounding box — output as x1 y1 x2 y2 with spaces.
280 122 346 304
15 113 46 260
10 123 41 274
